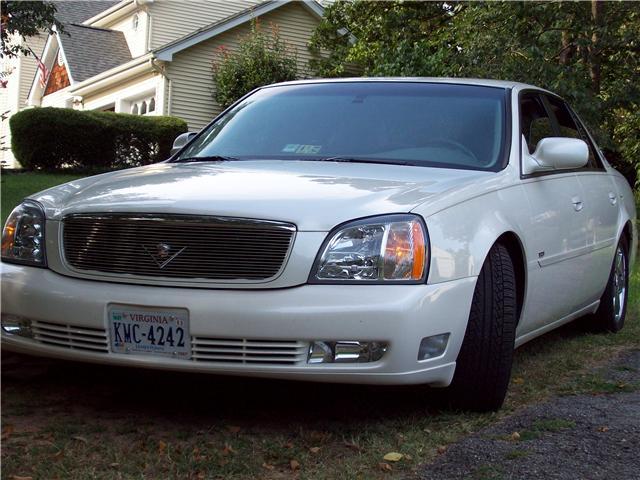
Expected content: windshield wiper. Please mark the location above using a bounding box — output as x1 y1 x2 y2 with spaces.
172 155 241 163
315 156 414 166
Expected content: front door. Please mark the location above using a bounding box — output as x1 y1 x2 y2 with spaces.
517 92 591 335
544 95 619 305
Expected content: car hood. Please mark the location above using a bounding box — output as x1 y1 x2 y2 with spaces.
32 160 492 231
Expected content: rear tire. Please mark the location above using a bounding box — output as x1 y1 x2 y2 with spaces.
447 243 517 412
588 237 629 333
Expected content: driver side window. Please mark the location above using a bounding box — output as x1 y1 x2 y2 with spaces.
520 93 553 154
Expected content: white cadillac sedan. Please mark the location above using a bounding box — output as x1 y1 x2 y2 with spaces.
1 79 636 411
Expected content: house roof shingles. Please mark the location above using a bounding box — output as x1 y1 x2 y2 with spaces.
53 1 120 25
59 24 132 82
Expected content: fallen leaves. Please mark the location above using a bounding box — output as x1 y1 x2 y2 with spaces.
290 459 300 471
158 440 167 453
262 463 275 470
343 441 362 451
72 435 88 444
226 425 241 434
309 446 321 454
2 425 14 440
598 426 610 433
511 431 521 441
378 462 393 472
512 377 525 385
308 430 332 442
221 444 235 456
383 452 403 462
10 476 33 480
436 445 447 455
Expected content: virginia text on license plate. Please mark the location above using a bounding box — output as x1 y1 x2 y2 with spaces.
108 305 191 359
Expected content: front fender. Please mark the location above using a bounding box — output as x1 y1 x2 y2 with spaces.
414 185 530 284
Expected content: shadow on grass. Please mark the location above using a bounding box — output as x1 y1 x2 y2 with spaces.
2 315 600 430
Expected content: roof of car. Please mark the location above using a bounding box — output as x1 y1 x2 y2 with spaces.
268 77 550 93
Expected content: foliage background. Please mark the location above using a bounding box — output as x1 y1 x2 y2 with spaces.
0 0 61 58
10 107 187 172
309 1 639 185
212 21 298 109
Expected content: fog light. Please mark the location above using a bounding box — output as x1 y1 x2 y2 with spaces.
308 341 387 364
1 314 33 338
308 341 333 364
418 333 449 360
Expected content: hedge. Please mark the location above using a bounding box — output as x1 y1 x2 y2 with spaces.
10 107 188 172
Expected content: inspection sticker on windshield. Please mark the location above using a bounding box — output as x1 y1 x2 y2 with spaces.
108 305 190 359
282 144 322 154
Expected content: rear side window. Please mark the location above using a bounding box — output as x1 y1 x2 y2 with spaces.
520 94 553 154
544 96 602 169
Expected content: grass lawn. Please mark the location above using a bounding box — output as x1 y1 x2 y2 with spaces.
1 173 639 479
1 171 85 225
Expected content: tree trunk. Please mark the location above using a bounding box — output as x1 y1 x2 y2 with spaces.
559 30 572 65
589 0 603 94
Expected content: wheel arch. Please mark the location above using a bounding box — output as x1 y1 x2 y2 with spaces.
494 232 526 326
622 219 633 247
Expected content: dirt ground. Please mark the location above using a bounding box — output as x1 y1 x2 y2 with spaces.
418 350 640 480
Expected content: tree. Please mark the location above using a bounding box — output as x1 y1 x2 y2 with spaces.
212 21 298 109
310 1 640 184
1 1 61 58
309 1 462 77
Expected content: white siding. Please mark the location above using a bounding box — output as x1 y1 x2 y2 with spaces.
0 33 47 167
148 0 261 50
104 8 149 57
166 2 319 130
18 33 48 108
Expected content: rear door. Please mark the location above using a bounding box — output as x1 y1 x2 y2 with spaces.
517 92 590 335
543 95 619 305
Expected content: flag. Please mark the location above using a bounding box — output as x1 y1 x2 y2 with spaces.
27 46 49 89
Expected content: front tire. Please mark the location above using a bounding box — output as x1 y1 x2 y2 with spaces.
447 243 517 412
589 237 629 333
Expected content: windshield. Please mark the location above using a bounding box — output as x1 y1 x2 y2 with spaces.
175 82 509 171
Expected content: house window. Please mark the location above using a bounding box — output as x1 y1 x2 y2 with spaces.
148 97 155 112
140 101 147 115
132 14 140 31
131 104 138 115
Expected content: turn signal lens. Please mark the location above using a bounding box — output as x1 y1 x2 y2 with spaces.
383 219 426 280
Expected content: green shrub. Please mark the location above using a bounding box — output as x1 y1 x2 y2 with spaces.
212 20 298 109
10 107 188 172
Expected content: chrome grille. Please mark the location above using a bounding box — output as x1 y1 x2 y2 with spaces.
192 338 307 365
32 321 109 353
62 214 295 281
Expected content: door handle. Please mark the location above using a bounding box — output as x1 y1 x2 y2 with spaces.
571 196 583 212
608 192 618 205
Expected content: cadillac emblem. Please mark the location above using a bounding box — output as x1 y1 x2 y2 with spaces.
142 242 186 269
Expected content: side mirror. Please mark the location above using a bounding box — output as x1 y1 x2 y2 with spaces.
522 137 589 175
170 131 197 156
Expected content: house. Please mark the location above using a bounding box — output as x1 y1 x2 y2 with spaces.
0 0 324 168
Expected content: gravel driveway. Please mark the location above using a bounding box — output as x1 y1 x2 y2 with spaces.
419 350 640 480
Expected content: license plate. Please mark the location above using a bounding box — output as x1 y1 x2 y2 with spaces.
108 305 190 359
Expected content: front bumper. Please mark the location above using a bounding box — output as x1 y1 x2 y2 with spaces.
1 263 476 386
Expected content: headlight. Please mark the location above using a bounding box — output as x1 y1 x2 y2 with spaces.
310 214 428 283
1 200 47 267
